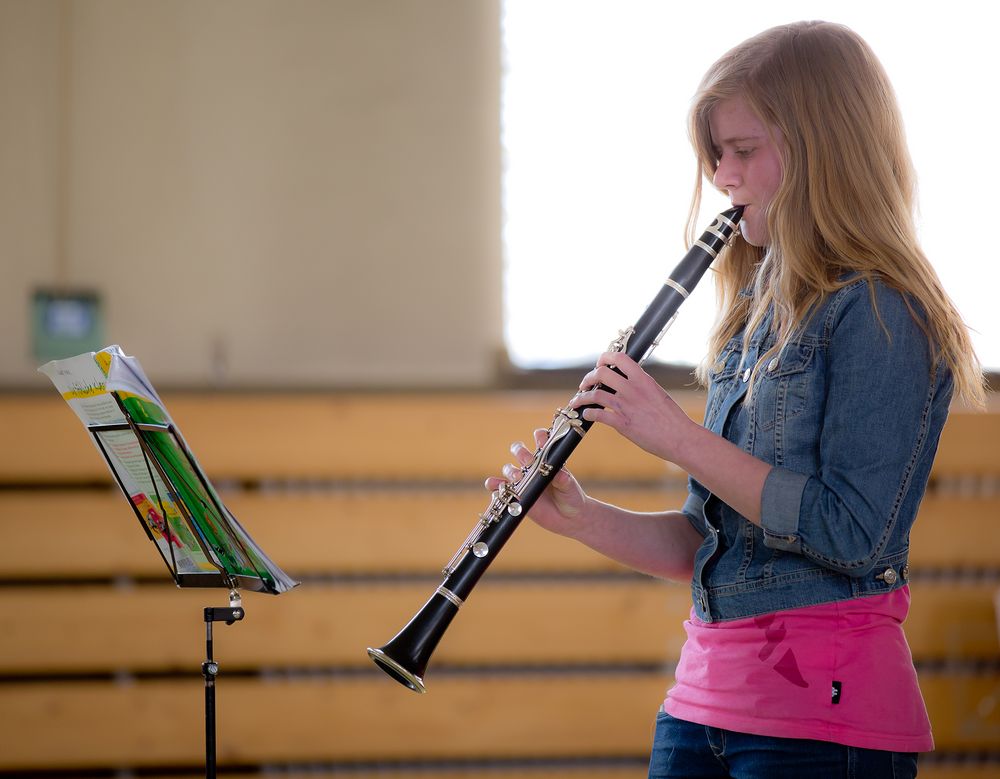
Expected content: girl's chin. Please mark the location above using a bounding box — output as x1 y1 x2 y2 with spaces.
739 220 769 247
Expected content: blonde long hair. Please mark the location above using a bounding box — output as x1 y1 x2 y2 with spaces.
688 21 985 407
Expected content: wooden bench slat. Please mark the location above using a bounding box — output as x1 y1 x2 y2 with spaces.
921 673 1000 752
1 491 996 579
0 581 687 673
5 392 996 484
0 672 995 769
919 768 1000 779
0 490 647 578
909 497 1000 570
141 768 1000 779
0 674 670 769
903 582 1000 660
150 771 650 779
4 393 696 484
1 580 994 674
932 409 1000 476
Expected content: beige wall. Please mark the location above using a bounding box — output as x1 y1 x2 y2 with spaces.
1 0 502 388
0 1 64 384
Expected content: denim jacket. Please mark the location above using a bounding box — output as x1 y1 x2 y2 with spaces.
682 276 953 622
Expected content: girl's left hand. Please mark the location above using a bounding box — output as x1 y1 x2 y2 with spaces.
573 351 697 465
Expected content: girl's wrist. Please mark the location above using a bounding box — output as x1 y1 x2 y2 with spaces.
668 414 703 472
565 494 600 543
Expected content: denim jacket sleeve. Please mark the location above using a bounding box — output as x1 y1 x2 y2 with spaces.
759 279 950 576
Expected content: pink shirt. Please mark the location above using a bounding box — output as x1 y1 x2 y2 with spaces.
662 587 933 752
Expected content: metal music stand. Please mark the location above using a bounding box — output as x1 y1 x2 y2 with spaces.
40 346 297 776
85 393 297 778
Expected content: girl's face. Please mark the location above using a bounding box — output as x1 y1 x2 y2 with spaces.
709 97 784 247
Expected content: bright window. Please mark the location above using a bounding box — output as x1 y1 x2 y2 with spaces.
502 1 998 371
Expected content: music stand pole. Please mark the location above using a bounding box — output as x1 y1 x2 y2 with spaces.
202 589 245 779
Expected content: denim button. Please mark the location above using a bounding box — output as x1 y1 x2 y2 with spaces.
876 567 898 585
742 368 751 382
767 358 779 372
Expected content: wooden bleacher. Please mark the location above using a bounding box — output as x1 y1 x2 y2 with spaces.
0 391 997 777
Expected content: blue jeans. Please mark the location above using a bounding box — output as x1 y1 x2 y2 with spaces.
648 711 919 778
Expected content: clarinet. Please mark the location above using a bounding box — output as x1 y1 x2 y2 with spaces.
367 206 744 693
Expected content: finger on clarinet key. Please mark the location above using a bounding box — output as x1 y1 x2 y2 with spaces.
510 441 533 466
502 463 521 481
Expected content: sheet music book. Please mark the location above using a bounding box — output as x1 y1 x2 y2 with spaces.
39 345 297 594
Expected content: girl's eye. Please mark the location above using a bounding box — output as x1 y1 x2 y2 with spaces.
735 148 754 158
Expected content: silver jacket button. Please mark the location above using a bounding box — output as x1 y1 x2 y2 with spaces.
742 368 751 382
876 567 898 586
767 358 779 372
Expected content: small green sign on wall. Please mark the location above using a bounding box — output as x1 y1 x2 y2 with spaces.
32 288 105 363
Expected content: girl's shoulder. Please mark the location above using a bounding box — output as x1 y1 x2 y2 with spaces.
817 273 923 340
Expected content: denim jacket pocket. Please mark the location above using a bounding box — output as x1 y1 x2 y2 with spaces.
704 340 743 430
753 342 815 433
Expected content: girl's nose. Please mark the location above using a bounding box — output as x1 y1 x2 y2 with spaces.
713 154 740 191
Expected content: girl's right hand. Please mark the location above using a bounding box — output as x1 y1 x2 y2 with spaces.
483 428 588 538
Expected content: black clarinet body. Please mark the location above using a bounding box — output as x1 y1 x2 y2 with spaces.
367 206 744 692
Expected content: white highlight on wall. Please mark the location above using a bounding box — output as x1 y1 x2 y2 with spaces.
502 1 998 371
